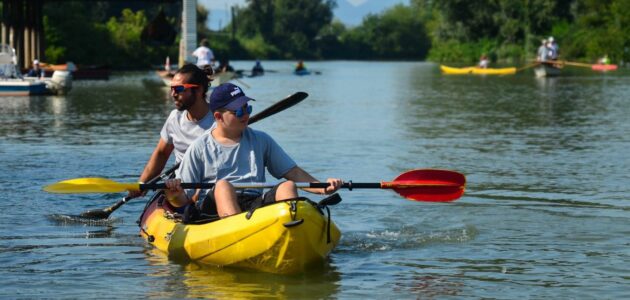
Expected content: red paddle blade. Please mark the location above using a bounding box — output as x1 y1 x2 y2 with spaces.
384 169 466 202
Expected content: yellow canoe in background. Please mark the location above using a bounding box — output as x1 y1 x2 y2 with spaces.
440 65 516 75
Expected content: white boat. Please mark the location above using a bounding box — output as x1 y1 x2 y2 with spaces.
0 78 48 96
210 71 235 88
0 44 72 96
534 62 562 77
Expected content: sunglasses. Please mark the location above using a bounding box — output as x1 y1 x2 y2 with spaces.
225 104 253 118
170 83 199 93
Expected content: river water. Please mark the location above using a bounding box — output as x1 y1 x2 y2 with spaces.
1 61 628 299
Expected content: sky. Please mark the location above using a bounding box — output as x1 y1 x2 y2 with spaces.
198 0 409 30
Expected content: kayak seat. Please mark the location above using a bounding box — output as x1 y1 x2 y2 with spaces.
182 204 220 225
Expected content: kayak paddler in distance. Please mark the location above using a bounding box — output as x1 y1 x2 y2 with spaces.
164 83 343 218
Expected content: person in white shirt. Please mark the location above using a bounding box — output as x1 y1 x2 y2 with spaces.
191 39 215 68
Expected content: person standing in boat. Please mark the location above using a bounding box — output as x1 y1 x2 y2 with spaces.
27 59 44 78
548 36 559 60
537 39 548 62
163 83 343 218
127 64 215 199
192 39 215 68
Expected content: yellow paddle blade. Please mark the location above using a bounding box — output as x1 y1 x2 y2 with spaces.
43 177 140 194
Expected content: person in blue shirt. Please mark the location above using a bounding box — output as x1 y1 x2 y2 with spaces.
164 83 342 218
27 59 44 77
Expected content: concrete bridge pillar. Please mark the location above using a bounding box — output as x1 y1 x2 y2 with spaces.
180 0 197 66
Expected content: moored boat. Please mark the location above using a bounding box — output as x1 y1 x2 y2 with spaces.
43 63 110 80
24 70 73 95
0 79 47 96
139 196 340 274
534 62 562 77
1 44 72 95
440 65 516 75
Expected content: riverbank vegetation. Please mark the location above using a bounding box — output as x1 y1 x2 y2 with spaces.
39 0 629 67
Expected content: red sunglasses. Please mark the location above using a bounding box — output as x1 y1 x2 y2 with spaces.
170 83 200 93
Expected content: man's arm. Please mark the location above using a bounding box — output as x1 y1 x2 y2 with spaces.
283 166 342 195
128 138 174 198
140 138 174 182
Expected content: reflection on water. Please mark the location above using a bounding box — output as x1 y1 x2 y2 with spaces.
143 248 341 299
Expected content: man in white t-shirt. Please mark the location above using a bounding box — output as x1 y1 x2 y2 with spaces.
191 39 215 68
128 64 214 198
164 83 343 218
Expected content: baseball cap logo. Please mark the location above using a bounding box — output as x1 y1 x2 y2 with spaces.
230 87 242 97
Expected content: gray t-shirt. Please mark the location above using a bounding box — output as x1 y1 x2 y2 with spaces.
178 127 297 200
160 109 214 163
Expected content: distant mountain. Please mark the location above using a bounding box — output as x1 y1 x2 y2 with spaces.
201 0 409 30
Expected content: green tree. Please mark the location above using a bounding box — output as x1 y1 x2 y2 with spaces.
44 2 111 64
358 4 430 59
44 3 177 67
562 0 630 63
234 0 336 58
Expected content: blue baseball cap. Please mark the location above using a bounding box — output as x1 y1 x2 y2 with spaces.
209 83 254 112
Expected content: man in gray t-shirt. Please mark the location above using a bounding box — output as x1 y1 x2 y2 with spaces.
164 83 343 218
129 64 214 198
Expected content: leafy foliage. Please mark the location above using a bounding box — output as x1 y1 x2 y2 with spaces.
38 0 630 64
42 2 177 67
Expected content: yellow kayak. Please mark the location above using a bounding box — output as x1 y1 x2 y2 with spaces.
440 65 516 75
139 196 340 274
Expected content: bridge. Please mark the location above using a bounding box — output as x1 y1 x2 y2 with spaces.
1 0 197 69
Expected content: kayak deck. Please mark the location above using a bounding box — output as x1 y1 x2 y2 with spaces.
139 197 340 274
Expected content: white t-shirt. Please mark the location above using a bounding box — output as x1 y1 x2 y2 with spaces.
192 46 214 67
178 128 297 199
160 109 215 163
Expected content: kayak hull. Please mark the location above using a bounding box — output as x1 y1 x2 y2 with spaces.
294 69 311 76
139 197 340 274
592 64 618 71
440 65 516 75
535 63 562 77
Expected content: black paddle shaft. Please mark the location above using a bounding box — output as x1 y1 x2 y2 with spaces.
139 182 381 191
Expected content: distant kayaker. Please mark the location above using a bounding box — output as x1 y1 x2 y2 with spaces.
215 58 235 73
251 60 264 76
295 60 306 72
599 54 610 65
128 64 215 199
164 83 343 218
478 54 489 68
192 39 215 68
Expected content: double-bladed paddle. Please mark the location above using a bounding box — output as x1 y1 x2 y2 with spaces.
44 169 466 202
69 91 309 220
